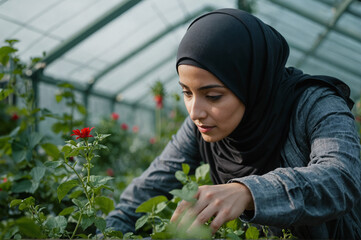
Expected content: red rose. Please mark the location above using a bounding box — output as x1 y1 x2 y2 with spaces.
121 123 128 131
68 156 74 162
71 127 94 139
111 112 119 121
132 126 139 133
149 137 156 144
154 95 163 109
11 113 19 121
3 178 7 183
106 168 114 177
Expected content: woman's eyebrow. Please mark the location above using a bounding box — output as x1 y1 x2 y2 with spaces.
178 81 225 90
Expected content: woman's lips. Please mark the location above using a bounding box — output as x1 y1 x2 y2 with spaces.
197 125 214 133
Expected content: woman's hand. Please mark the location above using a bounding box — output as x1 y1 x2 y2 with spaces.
170 182 254 234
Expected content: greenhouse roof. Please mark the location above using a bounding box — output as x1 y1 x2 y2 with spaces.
1 0 361 112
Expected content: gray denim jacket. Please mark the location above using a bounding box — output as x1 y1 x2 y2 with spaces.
106 86 361 239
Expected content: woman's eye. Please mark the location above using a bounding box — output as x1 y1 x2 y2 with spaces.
207 95 222 101
182 91 192 97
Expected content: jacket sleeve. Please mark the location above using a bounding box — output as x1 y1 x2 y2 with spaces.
105 116 200 233
230 87 361 227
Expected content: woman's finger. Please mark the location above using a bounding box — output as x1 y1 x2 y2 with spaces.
188 204 217 232
170 200 193 223
177 198 208 229
209 209 231 234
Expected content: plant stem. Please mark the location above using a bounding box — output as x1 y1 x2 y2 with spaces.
71 212 82 239
65 162 92 207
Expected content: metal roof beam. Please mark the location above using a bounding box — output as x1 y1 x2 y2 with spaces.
295 0 353 67
88 6 214 92
40 0 142 66
318 0 361 18
37 73 153 112
290 42 361 84
269 0 361 43
112 51 176 98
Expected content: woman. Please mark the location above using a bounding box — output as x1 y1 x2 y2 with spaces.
106 8 361 239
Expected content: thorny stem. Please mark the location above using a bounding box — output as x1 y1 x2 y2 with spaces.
65 161 92 208
85 138 91 184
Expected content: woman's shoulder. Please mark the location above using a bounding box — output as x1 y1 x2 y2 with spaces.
294 84 351 122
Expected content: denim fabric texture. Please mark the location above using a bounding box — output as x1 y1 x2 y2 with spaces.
105 86 361 239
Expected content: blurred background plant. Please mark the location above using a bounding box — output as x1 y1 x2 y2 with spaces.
0 39 186 238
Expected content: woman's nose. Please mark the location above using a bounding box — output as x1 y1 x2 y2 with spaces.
189 97 207 121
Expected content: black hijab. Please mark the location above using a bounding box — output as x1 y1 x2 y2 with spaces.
176 8 353 184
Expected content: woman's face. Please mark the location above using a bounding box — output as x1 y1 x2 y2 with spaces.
178 64 246 142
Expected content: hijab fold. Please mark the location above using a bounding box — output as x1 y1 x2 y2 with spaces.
176 8 353 184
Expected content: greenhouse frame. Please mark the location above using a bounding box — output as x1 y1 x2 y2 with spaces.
1 0 361 239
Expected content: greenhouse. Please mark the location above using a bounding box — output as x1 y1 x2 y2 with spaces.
1 0 361 239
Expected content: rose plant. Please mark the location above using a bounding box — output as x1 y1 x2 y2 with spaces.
9 127 123 239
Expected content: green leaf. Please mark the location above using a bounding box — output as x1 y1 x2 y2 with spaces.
61 145 72 158
81 215 94 230
59 206 76 216
135 214 149 231
106 230 123 238
12 180 32 193
52 122 67 134
57 82 74 89
28 132 42 149
72 198 87 209
12 141 27 163
44 216 67 234
195 164 210 183
55 94 62 103
41 143 60 159
0 88 14 101
96 133 111 141
15 217 44 238
23 196 35 205
175 171 187 184
94 217 106 232
76 104 87 115
170 182 198 203
10 199 22 208
169 189 183 199
89 175 113 188
9 126 20 137
0 46 17 56
155 201 168 214
136 195 168 213
245 226 259 239
57 179 79 202
44 160 63 168
183 182 198 201
68 189 83 199
182 163 190 175
30 166 46 183
65 140 77 146
95 196 115 215
19 197 35 211
29 181 39 194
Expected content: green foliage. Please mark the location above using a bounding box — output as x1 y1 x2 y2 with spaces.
52 82 86 139
132 164 295 239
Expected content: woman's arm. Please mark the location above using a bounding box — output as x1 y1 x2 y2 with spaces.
232 87 361 227
105 116 201 233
